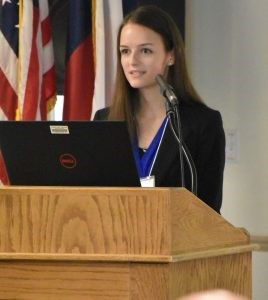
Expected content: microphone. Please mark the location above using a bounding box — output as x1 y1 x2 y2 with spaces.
155 74 198 195
155 74 178 106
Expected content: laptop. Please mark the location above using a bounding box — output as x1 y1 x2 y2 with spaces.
0 121 141 187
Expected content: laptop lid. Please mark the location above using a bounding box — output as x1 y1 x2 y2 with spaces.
0 121 141 187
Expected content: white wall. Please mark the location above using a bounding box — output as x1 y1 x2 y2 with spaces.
185 1 268 299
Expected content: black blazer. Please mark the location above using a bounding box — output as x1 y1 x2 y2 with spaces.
94 101 225 213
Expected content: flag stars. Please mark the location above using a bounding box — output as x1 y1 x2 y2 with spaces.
2 0 12 6
1 0 20 28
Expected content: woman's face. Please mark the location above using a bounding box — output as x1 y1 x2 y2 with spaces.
119 23 173 90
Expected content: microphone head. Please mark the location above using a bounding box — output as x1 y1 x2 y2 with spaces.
155 74 178 105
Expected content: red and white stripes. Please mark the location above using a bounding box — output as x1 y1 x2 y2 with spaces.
0 0 56 185
18 0 56 120
0 27 18 120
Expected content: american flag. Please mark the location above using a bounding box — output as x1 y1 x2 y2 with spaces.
18 0 56 120
0 0 19 120
0 0 56 184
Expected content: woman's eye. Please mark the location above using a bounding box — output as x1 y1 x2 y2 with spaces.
142 48 152 54
120 48 129 55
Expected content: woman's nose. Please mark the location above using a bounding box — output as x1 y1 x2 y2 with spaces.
129 51 139 65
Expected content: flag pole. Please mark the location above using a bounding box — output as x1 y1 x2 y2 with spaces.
16 0 22 120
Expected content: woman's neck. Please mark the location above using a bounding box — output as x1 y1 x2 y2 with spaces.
135 88 167 149
136 87 166 119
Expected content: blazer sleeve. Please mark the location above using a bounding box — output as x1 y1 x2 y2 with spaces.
195 110 225 213
93 108 109 120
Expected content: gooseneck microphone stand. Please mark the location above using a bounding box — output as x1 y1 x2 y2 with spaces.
155 75 197 195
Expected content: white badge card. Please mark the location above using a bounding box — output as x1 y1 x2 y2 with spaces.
140 176 155 187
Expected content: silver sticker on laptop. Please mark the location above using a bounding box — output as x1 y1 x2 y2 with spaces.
50 125 70 134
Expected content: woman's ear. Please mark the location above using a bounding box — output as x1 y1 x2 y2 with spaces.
168 51 175 66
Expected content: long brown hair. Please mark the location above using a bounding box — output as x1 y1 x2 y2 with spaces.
108 5 202 138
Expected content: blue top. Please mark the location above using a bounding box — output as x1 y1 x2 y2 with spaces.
133 117 168 178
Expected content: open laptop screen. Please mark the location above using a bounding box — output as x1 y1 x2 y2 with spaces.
0 121 140 187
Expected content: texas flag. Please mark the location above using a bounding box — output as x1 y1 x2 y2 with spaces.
63 0 95 120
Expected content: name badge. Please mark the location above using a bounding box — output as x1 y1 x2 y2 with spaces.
140 176 155 187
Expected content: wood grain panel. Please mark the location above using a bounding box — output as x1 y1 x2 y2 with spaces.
169 252 252 299
0 187 250 256
0 260 130 300
170 189 249 253
0 187 170 255
130 263 169 300
0 253 252 300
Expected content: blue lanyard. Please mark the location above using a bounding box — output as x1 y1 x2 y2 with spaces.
133 117 168 178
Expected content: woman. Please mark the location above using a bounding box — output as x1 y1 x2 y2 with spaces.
94 5 225 213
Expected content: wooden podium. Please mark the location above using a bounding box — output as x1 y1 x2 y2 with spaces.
0 186 255 299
